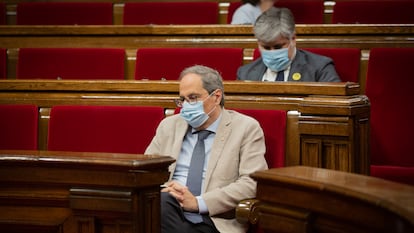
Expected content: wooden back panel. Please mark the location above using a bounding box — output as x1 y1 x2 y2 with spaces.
248 166 414 233
0 80 370 176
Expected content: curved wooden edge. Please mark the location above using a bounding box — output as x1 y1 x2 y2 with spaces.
235 198 261 225
0 150 175 170
0 80 360 96
252 166 414 226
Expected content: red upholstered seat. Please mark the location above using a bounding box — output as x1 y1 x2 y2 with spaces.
227 0 324 24
332 0 414 24
226 2 242 24
253 47 360 83
0 104 38 150
303 48 360 83
0 48 6 79
135 48 243 80
47 105 165 154
365 47 414 186
0 3 6 25
16 2 113 25
233 109 287 168
17 48 125 80
175 108 286 168
123 2 218 25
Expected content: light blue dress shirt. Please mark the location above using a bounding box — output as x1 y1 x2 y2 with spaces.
172 113 222 214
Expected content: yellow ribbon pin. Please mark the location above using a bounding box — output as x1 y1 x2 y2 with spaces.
292 72 301 81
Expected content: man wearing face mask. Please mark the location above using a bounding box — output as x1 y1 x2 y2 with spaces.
145 65 268 233
237 7 341 82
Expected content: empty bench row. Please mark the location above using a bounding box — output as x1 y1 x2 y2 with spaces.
0 47 366 83
2 47 413 91
1 0 414 25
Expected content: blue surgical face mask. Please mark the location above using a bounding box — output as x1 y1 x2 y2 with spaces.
261 47 291 72
180 92 216 128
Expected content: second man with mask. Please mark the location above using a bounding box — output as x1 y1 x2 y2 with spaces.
237 7 341 82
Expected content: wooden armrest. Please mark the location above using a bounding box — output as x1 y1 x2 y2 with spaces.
235 198 261 225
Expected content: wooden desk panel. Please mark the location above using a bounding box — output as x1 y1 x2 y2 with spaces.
250 166 414 233
0 150 175 233
0 80 370 175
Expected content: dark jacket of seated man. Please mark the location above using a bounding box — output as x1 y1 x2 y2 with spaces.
237 7 341 82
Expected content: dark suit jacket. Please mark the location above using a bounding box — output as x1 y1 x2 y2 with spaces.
237 49 341 82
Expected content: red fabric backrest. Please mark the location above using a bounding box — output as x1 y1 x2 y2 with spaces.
16 2 113 25
135 48 243 80
17 48 125 80
276 0 324 24
303 48 360 83
365 48 414 167
370 165 414 186
47 105 165 154
253 47 360 83
0 3 6 25
233 109 287 168
0 48 6 79
227 0 324 24
227 2 242 24
332 0 414 24
123 2 219 25
0 104 38 150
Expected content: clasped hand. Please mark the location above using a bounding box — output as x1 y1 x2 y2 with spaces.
161 180 199 213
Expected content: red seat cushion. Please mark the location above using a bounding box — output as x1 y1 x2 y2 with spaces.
366 48 414 185
228 0 324 24
333 0 414 24
303 48 360 83
48 105 165 154
366 48 414 166
276 0 324 24
371 165 414 186
135 48 243 80
16 2 113 25
227 2 242 24
17 48 125 80
123 2 218 25
233 109 287 168
0 104 38 150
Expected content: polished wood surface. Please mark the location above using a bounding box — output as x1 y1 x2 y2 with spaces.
0 150 175 233
245 166 414 233
0 80 370 175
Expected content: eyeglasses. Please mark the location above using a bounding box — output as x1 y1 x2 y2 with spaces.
174 91 216 108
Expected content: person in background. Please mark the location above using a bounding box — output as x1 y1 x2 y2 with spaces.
231 0 276 25
145 65 268 233
237 7 341 82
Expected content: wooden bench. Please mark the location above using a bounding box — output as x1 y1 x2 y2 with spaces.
0 79 370 175
0 149 175 233
240 166 414 233
1 24 414 92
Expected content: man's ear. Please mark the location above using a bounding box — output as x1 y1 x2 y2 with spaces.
215 89 223 104
290 34 297 47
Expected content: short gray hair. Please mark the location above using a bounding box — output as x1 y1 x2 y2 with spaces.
254 7 295 43
179 65 225 107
